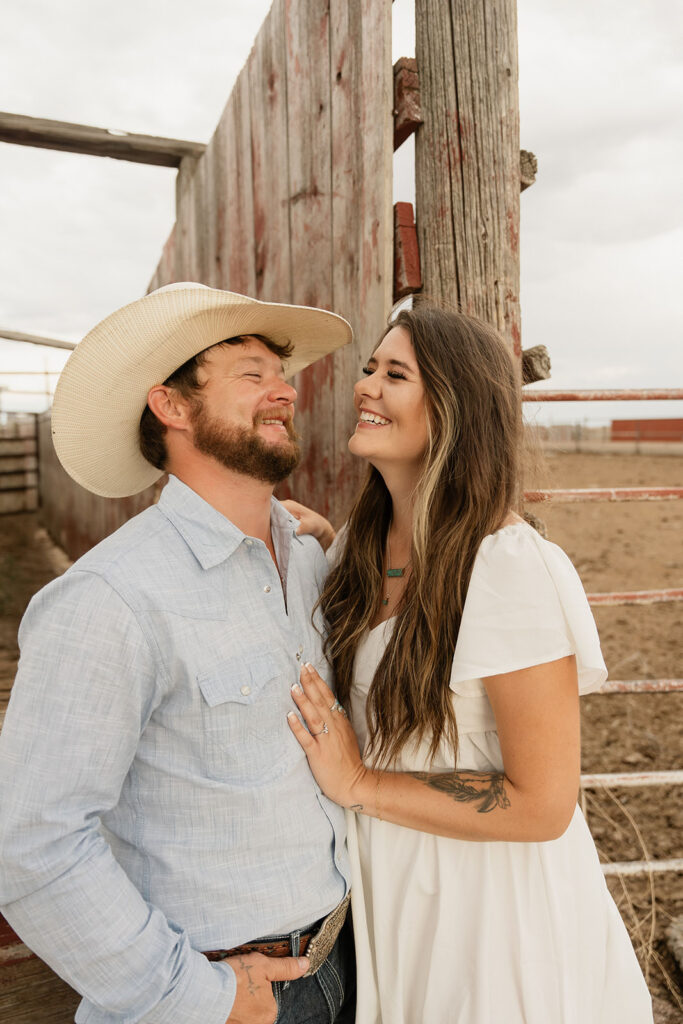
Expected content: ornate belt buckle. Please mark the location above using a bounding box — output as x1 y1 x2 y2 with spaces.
303 893 350 976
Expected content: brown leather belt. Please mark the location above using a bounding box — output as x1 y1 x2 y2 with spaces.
202 893 350 976
203 929 316 962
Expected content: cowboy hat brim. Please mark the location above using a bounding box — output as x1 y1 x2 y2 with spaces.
51 283 352 498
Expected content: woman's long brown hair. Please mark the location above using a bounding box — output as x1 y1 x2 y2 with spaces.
320 303 522 767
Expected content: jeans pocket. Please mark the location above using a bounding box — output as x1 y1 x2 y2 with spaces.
272 980 282 1024
315 957 345 1023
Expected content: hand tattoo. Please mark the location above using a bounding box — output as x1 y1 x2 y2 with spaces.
237 955 260 996
410 770 510 813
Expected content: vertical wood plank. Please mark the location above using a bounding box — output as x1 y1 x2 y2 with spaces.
415 0 522 357
327 0 394 522
283 0 336 516
223 69 257 296
249 0 292 303
174 156 202 282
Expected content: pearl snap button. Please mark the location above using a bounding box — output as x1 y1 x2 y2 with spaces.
240 685 251 696
296 652 301 660
245 539 253 546
264 585 271 593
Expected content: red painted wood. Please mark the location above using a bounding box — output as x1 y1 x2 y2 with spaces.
393 202 422 300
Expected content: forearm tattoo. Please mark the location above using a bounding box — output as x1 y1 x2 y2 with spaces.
410 770 511 814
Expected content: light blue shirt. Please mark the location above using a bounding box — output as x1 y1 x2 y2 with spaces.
0 475 349 1023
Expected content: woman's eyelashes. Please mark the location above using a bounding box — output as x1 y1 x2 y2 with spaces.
361 365 407 381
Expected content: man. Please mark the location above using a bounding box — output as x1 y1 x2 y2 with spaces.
0 283 355 1024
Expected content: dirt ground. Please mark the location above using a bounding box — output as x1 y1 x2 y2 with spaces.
0 450 681 1018
532 451 683 1017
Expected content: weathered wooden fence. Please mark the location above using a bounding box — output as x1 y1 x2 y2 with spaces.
0 416 38 514
148 0 394 526
37 413 158 560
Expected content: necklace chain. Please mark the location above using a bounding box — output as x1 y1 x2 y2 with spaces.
382 533 409 606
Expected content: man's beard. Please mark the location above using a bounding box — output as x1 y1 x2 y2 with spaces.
189 402 301 484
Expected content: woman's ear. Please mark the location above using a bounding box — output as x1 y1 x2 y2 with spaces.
146 385 192 432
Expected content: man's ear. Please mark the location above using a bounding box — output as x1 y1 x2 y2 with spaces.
146 385 193 432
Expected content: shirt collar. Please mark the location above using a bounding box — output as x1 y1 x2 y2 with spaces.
157 474 303 571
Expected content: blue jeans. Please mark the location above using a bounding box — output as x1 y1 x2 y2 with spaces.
272 915 355 1023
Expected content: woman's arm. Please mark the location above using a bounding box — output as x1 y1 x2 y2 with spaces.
287 656 580 842
281 500 336 552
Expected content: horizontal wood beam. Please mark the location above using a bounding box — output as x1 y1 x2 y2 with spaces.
393 57 422 149
392 59 536 193
520 149 537 191
0 329 76 351
521 344 550 383
0 112 206 168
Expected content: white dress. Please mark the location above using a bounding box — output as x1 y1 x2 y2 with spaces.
345 522 653 1024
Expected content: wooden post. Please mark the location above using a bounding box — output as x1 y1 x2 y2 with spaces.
414 0 522 358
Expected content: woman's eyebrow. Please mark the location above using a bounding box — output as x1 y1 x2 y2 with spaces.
368 357 415 373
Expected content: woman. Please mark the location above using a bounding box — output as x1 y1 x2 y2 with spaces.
285 304 653 1023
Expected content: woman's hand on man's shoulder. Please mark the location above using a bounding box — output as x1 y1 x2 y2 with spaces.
281 500 337 552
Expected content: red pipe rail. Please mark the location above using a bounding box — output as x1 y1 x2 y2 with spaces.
523 388 683 401
601 858 683 877
599 679 683 694
581 770 683 789
587 588 683 607
525 487 683 503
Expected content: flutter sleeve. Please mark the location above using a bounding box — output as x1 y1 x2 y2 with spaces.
450 523 607 696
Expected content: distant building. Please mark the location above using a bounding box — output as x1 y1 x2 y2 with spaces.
610 419 683 442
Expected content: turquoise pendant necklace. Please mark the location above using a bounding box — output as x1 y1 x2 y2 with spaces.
382 535 409 606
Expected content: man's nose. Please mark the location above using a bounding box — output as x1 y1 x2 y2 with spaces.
267 379 297 404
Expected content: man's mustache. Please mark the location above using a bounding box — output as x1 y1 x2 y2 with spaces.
254 409 299 441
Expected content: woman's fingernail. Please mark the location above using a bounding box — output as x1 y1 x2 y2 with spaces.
287 711 297 721
291 682 303 694
304 662 314 671
298 957 310 970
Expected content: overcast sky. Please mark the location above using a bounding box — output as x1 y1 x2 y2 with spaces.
1 0 681 428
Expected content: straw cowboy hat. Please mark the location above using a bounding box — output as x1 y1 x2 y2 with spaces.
51 282 352 498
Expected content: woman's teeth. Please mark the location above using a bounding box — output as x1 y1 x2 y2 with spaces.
360 411 390 425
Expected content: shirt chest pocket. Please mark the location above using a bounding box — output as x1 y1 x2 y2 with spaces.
197 653 293 785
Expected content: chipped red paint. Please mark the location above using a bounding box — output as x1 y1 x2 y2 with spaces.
510 320 521 358
215 203 225 274
506 207 519 255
